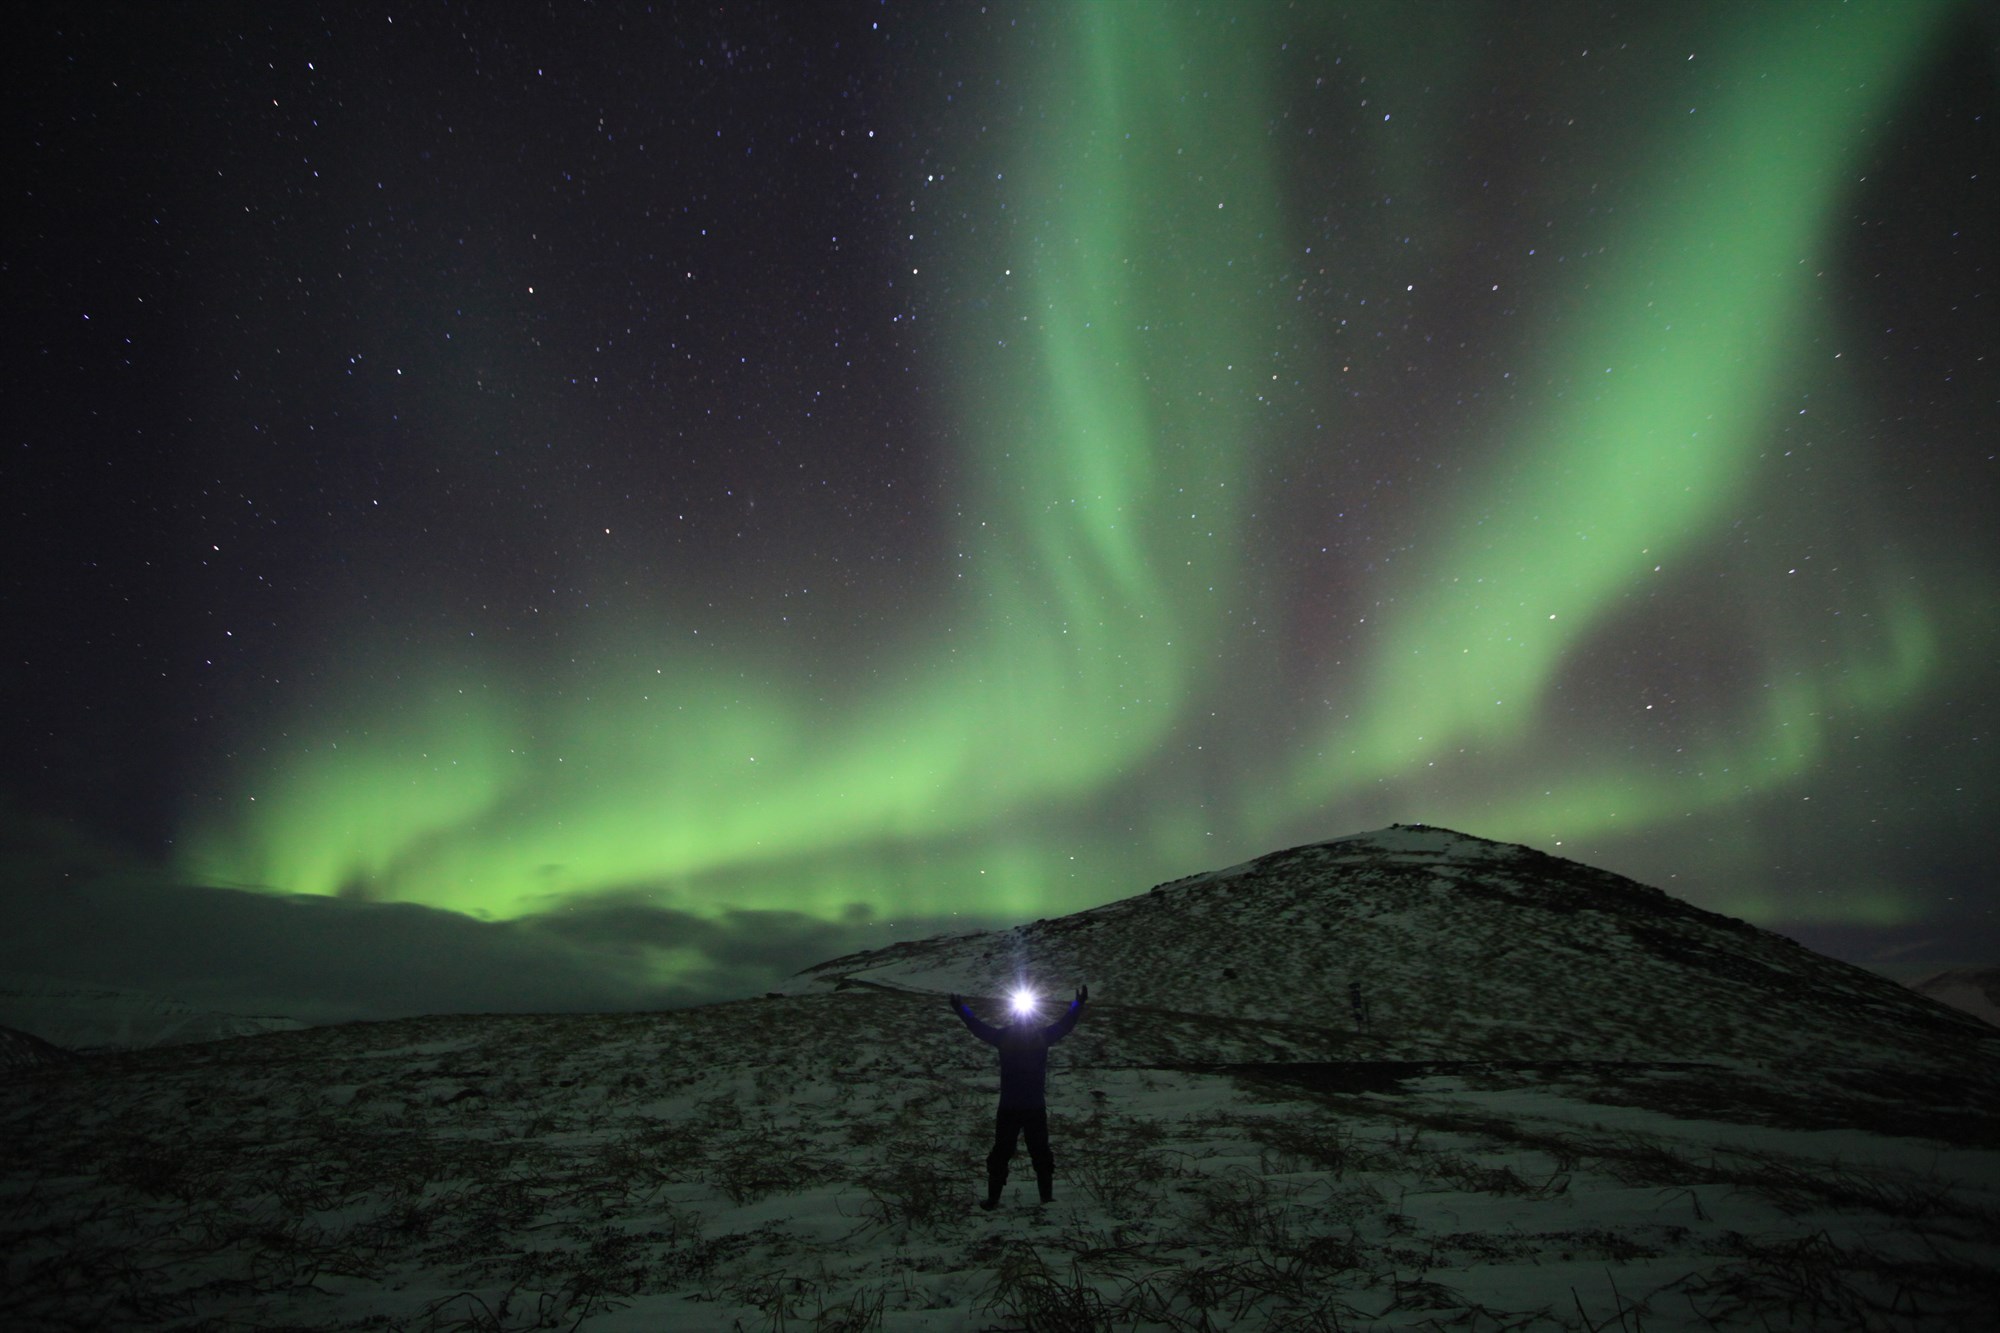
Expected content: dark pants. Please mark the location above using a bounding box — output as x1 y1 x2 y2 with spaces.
987 1106 1054 1202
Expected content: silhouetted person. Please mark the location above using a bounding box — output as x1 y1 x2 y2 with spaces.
949 985 1086 1209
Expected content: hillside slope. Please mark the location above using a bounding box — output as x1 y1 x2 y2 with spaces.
0 1024 72 1072
797 825 1995 1076
789 825 2000 1147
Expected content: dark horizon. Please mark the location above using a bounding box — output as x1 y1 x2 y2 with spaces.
1 823 1990 1030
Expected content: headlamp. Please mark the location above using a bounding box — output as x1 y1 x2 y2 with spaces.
1010 987 1038 1017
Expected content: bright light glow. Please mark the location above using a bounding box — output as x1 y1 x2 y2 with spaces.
1010 988 1038 1018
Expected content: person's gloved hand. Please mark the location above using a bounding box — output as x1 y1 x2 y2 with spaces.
949 992 963 1011
1075 984 1088 1005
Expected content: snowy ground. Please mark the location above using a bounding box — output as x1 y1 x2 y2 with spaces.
5 986 1997 1331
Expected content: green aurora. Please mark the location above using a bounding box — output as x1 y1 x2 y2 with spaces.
183 1 1985 949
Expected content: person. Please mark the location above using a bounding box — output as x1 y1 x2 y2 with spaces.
948 984 1087 1209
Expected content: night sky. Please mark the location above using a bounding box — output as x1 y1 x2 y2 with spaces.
8 1 1998 1019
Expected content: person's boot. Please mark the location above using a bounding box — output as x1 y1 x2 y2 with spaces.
982 1164 1005 1210
1036 1173 1054 1205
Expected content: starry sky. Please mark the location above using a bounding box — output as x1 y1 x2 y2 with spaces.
7 1 1997 1020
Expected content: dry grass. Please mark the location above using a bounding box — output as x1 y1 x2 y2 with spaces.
4 992 1997 1330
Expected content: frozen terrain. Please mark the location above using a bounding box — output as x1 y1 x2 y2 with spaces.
4 826 1997 1329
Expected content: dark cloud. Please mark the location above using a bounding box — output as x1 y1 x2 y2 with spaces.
528 900 872 971
0 860 992 1024
0 873 633 1022
518 890 1010 997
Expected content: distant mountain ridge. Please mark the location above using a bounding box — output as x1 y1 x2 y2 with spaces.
1914 967 2000 1029
794 825 1997 1087
0 974 305 1052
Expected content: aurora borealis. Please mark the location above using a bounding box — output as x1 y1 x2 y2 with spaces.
10 1 1998 1013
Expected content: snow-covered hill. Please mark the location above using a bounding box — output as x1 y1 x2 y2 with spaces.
4 827 1996 1329
795 825 1997 1113
0 974 305 1052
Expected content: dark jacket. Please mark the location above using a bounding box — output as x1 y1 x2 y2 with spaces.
955 998 1083 1109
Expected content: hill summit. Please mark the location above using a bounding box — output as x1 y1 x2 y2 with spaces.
797 825 1997 1123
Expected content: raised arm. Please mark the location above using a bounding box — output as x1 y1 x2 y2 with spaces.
1043 984 1087 1044
950 992 1003 1046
